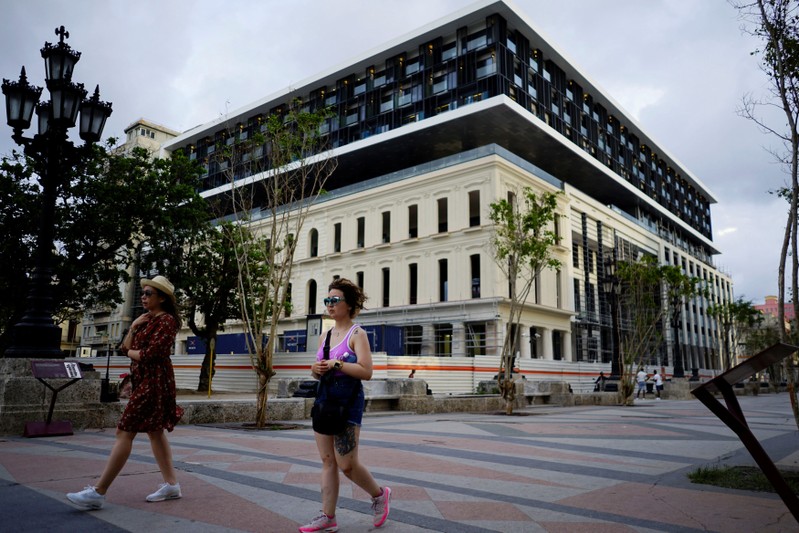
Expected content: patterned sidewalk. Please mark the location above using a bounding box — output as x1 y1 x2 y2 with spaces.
1 394 798 532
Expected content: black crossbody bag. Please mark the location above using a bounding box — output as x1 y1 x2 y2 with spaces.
311 330 359 435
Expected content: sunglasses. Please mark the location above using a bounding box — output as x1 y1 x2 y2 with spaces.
323 296 345 306
142 290 156 297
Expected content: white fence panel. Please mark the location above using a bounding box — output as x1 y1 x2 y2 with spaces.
76 353 692 396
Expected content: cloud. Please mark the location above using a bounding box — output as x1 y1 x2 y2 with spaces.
604 84 666 122
0 0 786 304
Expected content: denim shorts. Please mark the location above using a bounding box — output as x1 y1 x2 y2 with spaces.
316 376 365 426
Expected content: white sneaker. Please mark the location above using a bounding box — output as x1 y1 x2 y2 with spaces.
67 486 105 509
146 482 182 502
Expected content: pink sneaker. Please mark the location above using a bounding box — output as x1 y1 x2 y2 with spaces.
372 486 391 527
299 512 338 532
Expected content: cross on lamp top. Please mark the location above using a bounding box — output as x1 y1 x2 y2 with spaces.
55 26 69 43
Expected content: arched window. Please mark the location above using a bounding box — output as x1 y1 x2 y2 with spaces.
307 279 317 315
309 229 319 257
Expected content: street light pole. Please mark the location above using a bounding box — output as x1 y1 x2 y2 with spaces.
602 255 622 380
2 26 112 358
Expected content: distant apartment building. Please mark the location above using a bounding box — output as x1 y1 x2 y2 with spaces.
755 295 796 322
162 0 733 376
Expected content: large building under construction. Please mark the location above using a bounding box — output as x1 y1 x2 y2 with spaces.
163 0 732 388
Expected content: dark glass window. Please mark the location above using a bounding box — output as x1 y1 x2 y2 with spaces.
309 229 318 257
439 259 448 301
468 190 480 227
357 217 365 248
408 204 418 238
382 211 391 243
308 279 317 315
409 263 418 305
437 198 448 233
382 267 390 307
334 223 341 253
470 254 480 298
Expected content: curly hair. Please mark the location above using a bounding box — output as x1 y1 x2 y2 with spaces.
328 278 368 318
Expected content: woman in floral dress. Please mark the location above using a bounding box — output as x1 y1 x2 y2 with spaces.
67 276 184 509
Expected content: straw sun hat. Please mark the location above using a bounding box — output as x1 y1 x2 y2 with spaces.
140 275 177 309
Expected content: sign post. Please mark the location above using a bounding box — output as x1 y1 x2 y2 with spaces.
24 360 83 437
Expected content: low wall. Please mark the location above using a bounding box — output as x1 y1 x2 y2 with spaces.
3 355 777 435
0 359 109 435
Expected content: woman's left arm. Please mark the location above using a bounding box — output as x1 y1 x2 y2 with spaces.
338 327 373 381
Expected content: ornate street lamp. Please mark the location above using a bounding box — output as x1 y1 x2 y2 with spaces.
2 26 112 358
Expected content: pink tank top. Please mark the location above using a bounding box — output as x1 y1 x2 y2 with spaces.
316 324 360 376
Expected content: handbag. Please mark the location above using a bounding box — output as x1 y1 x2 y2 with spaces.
311 330 359 435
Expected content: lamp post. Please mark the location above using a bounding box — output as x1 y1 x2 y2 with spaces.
602 257 622 380
670 298 686 378
2 26 112 358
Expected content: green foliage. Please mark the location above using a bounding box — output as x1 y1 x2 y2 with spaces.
616 256 665 397
0 154 39 342
143 220 251 390
707 297 764 369
488 187 561 410
689 465 799 493
613 256 703 400
222 99 337 427
0 144 207 351
489 188 562 275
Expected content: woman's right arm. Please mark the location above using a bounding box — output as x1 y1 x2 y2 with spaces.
121 313 150 352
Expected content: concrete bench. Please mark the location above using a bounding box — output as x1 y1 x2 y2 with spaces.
524 392 551 405
362 379 428 412
364 394 401 412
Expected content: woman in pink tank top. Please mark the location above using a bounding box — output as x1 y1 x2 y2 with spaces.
301 278 392 532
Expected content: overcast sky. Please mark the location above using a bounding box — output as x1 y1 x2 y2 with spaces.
0 0 787 303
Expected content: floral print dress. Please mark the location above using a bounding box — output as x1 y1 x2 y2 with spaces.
118 313 184 432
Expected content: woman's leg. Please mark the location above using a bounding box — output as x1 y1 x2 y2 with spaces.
147 430 178 485
314 432 340 516
95 429 137 494
335 426 382 498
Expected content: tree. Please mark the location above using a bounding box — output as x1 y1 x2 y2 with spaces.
0 143 208 354
615 256 666 403
0 155 39 346
489 187 561 414
144 221 248 393
226 99 336 427
732 0 799 425
707 297 763 370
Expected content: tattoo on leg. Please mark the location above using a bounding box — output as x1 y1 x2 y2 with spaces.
335 425 357 456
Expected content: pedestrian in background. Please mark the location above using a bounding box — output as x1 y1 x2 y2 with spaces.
652 369 664 400
635 367 649 399
67 276 184 509
594 371 607 392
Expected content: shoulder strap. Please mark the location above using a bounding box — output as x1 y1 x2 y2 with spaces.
323 329 332 360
